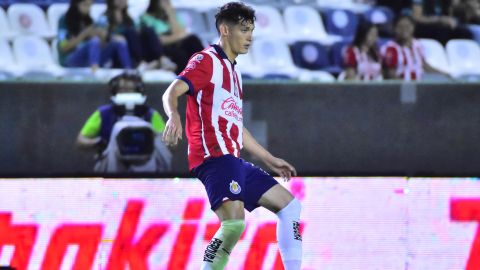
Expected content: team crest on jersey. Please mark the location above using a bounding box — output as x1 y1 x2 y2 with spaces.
195 54 204 61
229 180 241 194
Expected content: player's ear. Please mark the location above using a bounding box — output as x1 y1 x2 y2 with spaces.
219 23 229 36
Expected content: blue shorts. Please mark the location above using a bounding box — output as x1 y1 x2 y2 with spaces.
192 154 279 212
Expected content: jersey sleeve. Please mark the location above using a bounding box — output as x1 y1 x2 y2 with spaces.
342 46 357 68
177 52 212 96
80 110 102 138
382 46 398 68
150 110 166 133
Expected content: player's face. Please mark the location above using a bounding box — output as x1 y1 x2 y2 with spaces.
228 20 254 55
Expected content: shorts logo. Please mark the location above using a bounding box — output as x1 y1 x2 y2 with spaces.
229 180 241 194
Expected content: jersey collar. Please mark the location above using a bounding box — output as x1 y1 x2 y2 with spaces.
212 44 237 65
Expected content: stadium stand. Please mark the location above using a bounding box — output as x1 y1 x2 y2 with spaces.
0 0 478 82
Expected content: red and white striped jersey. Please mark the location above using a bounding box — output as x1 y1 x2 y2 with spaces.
343 45 382 81
381 39 425 81
178 45 244 171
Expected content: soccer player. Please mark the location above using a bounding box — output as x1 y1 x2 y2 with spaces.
161 2 302 269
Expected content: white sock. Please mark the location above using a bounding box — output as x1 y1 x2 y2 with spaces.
276 199 302 270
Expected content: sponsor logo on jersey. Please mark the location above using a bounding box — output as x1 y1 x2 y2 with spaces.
221 97 243 122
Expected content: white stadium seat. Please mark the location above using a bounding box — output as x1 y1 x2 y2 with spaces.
142 70 177 82
298 70 336 82
251 5 287 40
283 5 341 45
445 39 480 78
418 38 450 75
12 35 64 78
235 52 263 78
250 38 299 78
7 3 54 38
0 7 15 40
47 3 68 33
90 3 107 21
0 38 23 77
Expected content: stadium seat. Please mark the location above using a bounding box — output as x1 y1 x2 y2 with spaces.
251 5 287 39
142 69 177 82
250 38 299 78
330 40 350 68
298 70 336 82
323 9 358 40
12 35 64 78
176 8 212 40
291 41 342 75
7 3 54 38
418 38 450 75
283 5 341 45
0 38 22 77
243 0 279 5
236 52 263 78
291 41 329 70
127 0 148 21
363 6 394 25
445 39 480 78
47 3 68 32
316 0 371 12
90 3 106 21
0 6 15 39
278 0 316 5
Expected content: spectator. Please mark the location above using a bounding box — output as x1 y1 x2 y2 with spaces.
381 15 447 80
411 0 473 44
96 0 176 71
342 21 382 81
453 0 480 24
77 71 171 172
453 0 480 42
57 0 132 71
140 0 205 74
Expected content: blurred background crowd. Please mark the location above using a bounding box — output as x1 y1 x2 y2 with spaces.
0 0 479 83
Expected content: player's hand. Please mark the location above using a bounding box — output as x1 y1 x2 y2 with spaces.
265 157 297 182
162 112 182 147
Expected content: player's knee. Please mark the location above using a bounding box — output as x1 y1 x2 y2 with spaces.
222 219 246 239
277 198 301 219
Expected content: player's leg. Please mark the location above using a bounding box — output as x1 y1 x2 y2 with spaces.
194 155 247 270
201 200 246 270
258 184 302 270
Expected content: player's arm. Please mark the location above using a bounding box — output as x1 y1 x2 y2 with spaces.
162 79 189 146
243 127 297 181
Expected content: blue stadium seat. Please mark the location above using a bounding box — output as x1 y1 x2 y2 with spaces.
363 6 394 25
291 41 329 70
330 40 350 68
323 8 358 41
291 41 341 75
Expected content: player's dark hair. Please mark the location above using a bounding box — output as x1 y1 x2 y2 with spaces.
214 2 255 33
65 0 93 36
109 70 145 96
